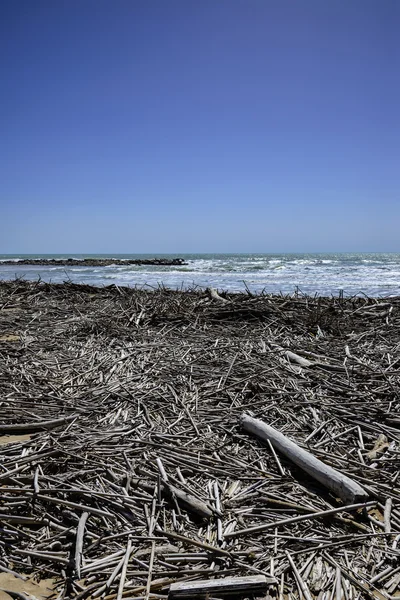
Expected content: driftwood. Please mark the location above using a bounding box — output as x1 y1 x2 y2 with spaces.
74 511 89 578
241 413 368 504
169 574 271 598
285 350 349 372
224 501 375 538
0 280 399 600
134 478 213 519
285 350 314 368
0 414 78 433
164 483 213 519
207 287 229 303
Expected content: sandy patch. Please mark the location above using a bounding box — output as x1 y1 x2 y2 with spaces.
0 334 20 342
0 435 31 446
0 573 56 600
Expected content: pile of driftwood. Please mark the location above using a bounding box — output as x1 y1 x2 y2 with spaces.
0 280 399 600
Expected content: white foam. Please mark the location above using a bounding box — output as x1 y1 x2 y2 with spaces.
1 254 400 296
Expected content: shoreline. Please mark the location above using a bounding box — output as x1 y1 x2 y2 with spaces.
1 253 400 298
0 277 398 300
0 280 399 598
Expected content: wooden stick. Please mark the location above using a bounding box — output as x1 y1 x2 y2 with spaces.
169 575 270 598
213 480 223 544
0 414 78 433
240 413 368 503
224 501 375 538
117 538 133 600
286 551 313 600
31 493 114 518
165 483 213 519
145 541 156 600
74 511 89 578
384 498 393 534
266 439 285 476
140 470 213 519
159 530 231 557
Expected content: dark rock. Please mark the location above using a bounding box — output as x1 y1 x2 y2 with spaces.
2 257 188 267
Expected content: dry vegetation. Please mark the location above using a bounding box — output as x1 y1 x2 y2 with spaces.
0 280 399 599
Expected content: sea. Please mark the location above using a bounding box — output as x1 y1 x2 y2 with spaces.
0 253 399 297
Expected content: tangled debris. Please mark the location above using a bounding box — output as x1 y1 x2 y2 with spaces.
0 280 399 599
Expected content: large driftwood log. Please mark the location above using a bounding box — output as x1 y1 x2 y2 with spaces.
169 574 272 598
240 413 368 504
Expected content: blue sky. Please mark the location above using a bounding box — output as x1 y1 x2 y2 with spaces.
1 0 399 253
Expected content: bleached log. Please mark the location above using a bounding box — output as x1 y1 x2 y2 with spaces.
169 574 272 598
240 413 368 504
285 351 314 368
285 350 347 372
207 287 228 303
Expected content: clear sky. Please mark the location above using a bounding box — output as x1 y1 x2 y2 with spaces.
1 0 399 253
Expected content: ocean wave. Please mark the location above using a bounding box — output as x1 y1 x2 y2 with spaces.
1 253 400 296
0 258 23 262
68 267 97 272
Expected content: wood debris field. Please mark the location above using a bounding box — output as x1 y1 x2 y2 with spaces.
0 280 399 600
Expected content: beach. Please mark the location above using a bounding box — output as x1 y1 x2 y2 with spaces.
0 280 399 599
3 0 398 596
